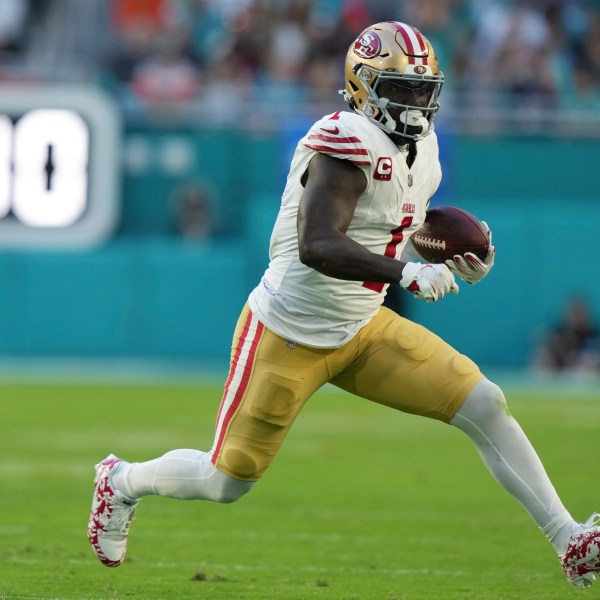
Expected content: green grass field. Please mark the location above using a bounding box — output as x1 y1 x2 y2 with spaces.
1 379 599 600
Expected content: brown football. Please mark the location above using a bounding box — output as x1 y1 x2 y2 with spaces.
411 206 490 264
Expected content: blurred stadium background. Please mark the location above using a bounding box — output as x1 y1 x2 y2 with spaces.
1 0 600 381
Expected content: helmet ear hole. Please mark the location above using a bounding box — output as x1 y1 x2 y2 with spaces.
349 81 359 92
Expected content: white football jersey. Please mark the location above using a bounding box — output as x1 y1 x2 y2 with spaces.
248 110 442 348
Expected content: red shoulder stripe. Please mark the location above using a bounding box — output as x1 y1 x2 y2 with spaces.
307 133 362 144
304 143 368 157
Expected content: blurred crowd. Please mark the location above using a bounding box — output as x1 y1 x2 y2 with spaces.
532 297 600 375
0 0 600 126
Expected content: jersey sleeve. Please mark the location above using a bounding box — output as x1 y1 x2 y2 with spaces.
302 113 372 167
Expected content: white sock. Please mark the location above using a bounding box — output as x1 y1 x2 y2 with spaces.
112 449 254 503
450 379 576 554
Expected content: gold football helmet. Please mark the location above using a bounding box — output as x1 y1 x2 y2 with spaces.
342 21 444 141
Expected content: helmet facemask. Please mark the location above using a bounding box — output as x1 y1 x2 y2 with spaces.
354 64 444 141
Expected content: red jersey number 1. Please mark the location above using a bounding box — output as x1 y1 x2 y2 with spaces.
362 216 413 293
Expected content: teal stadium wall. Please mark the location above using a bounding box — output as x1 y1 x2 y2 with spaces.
1 128 599 368
414 135 600 368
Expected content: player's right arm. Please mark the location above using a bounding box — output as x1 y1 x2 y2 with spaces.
297 152 404 283
297 153 457 302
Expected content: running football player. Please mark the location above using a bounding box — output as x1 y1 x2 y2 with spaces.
88 21 600 587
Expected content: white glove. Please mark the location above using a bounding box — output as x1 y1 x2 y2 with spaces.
445 221 496 285
400 262 459 303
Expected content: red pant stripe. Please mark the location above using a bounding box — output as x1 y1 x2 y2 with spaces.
211 311 264 465
214 310 253 429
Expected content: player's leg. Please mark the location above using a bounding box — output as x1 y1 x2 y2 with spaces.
114 309 332 500
451 379 600 587
112 449 253 502
449 379 576 551
330 308 570 541
115 305 331 492
110 306 269 504
89 306 331 566
329 307 483 421
330 307 599 585
88 452 244 567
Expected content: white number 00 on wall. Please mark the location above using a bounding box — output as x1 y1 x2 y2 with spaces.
0 86 118 249
0 109 89 227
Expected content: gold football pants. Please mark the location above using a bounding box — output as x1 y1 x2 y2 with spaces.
210 304 484 481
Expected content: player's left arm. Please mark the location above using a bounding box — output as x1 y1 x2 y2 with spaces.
445 221 496 284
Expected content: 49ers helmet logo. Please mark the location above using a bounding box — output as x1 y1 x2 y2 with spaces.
354 31 381 59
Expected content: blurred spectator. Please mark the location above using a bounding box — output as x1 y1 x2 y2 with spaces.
268 2 310 83
497 3 557 108
110 0 171 35
130 27 201 105
171 181 214 240
106 14 157 85
532 297 600 374
175 0 228 68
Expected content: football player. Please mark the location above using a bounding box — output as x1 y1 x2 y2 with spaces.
88 21 600 587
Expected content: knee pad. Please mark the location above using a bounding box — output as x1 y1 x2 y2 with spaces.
217 444 261 481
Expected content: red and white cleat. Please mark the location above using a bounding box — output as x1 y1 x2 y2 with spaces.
560 513 600 588
87 454 139 567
